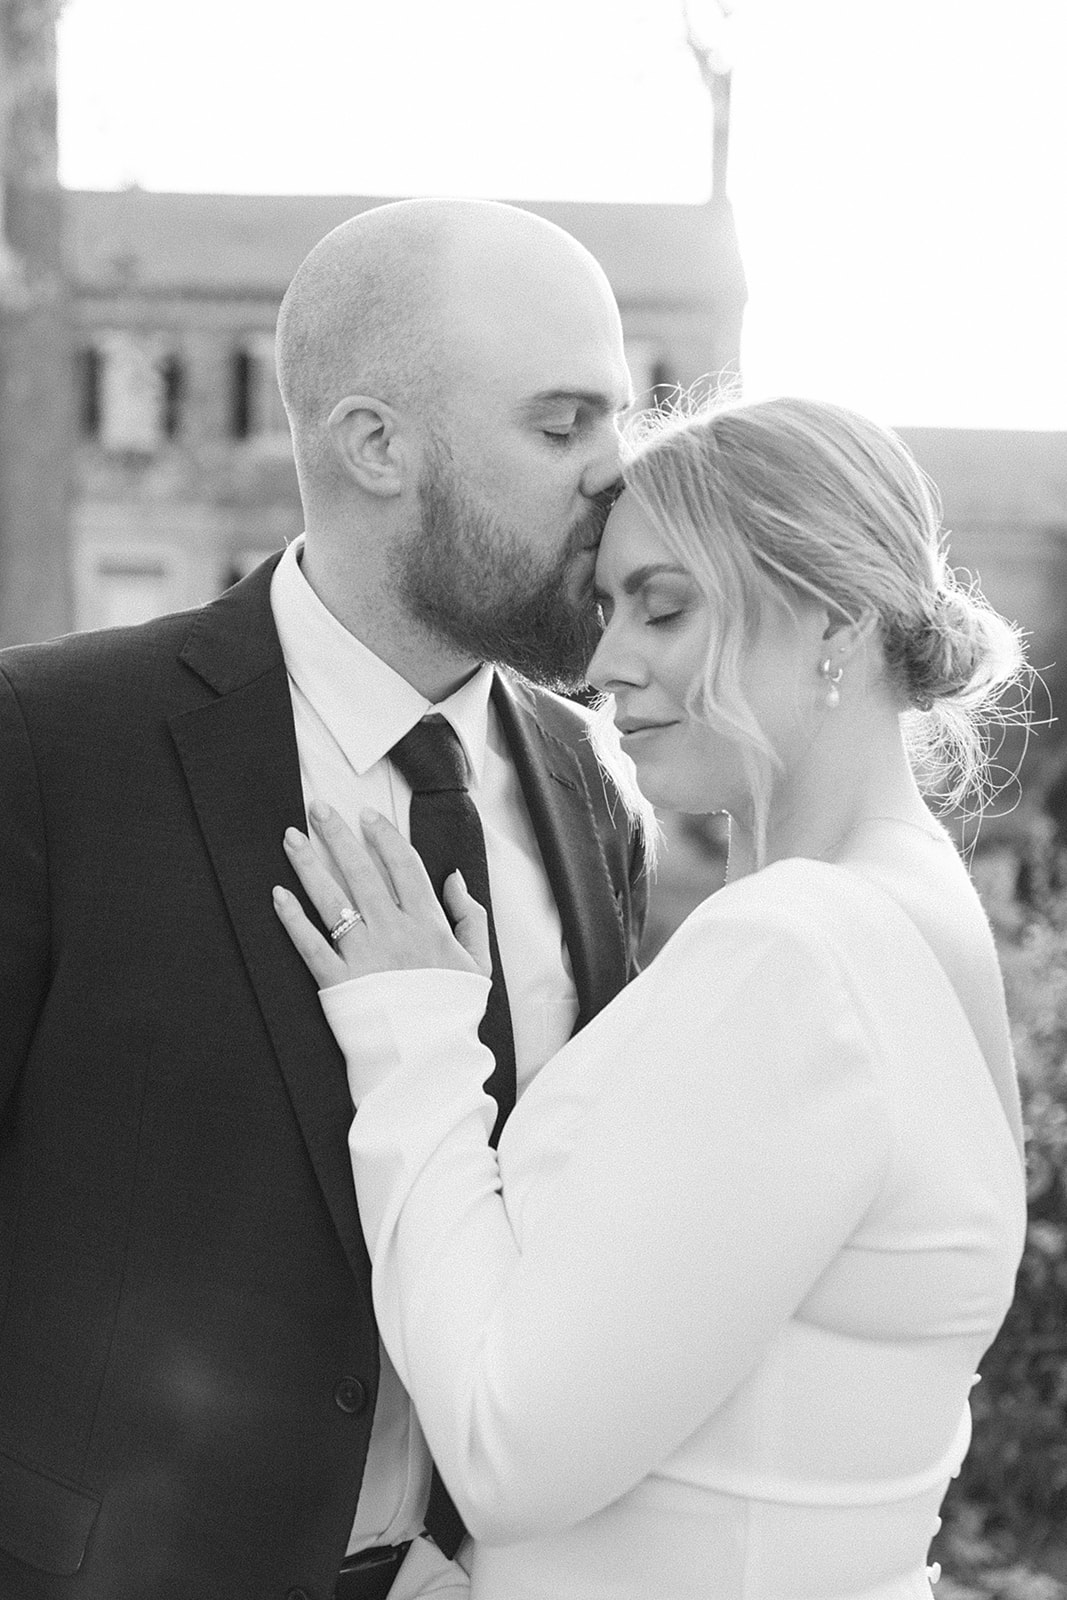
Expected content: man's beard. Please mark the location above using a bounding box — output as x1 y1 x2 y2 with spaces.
393 447 615 692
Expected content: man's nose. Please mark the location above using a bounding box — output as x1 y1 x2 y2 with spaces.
579 433 623 500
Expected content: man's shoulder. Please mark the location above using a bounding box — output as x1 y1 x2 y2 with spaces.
499 676 640 826
501 676 597 744
499 676 614 793
0 556 282 705
0 607 198 701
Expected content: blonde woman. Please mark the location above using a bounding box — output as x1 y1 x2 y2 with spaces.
276 397 1027 1600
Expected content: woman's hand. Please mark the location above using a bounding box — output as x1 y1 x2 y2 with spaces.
273 804 491 990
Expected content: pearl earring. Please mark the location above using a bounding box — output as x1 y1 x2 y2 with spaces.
820 657 844 708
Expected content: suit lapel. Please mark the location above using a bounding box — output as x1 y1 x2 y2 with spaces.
492 676 628 1029
169 560 372 1301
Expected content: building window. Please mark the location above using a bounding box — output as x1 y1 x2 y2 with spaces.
101 335 163 452
623 341 676 414
74 542 184 631
649 358 679 411
160 354 184 439
76 346 103 438
230 348 253 439
623 341 655 412
220 548 279 592
81 333 185 453
230 332 289 442
94 556 170 626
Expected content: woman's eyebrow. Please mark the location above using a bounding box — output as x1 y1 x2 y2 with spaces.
621 562 690 595
594 564 690 604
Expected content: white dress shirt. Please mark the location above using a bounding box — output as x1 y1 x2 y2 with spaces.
270 537 580 1568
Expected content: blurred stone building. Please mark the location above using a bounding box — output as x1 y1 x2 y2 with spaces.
0 0 1064 682
63 189 746 633
898 427 1067 682
0 0 72 646
57 181 1067 672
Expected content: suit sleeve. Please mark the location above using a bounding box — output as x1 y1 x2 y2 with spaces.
323 915 893 1546
0 666 50 1109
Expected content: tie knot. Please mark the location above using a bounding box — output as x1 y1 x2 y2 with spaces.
389 716 469 794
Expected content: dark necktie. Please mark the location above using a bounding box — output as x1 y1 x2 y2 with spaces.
388 715 517 1141
388 715 518 1557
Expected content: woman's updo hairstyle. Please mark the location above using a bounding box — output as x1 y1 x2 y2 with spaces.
881 584 1015 718
618 394 1028 834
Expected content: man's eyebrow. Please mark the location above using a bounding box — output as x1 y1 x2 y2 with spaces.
594 562 691 601
520 388 633 417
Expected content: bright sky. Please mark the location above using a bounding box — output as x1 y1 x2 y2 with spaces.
57 0 1067 429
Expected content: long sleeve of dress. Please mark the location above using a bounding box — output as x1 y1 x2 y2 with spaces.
322 908 895 1546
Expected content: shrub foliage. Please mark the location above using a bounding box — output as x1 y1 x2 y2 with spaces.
940 842 1067 1570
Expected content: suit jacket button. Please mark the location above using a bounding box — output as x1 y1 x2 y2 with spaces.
286 1590 312 1600
334 1375 369 1415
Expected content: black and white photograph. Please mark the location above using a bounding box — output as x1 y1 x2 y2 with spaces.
1 2 1066 1597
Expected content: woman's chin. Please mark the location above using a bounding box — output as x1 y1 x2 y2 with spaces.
627 767 673 810
633 769 719 815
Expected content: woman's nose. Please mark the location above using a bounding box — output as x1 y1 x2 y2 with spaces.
587 626 647 695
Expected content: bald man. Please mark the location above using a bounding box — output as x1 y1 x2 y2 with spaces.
0 199 647 1600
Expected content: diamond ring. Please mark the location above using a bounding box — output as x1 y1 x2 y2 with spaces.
328 906 364 944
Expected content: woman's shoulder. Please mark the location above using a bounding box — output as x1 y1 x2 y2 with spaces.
640 861 886 1034
664 856 956 1015
685 853 983 946
672 855 1011 1093
681 857 886 950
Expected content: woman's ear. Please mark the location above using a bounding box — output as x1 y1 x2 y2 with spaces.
327 395 407 497
822 608 879 662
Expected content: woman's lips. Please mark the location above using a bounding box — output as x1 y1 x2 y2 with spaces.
617 720 676 744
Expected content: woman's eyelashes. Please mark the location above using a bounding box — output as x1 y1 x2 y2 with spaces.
594 593 689 631
642 588 696 629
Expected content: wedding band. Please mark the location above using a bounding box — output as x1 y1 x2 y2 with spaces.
328 906 364 944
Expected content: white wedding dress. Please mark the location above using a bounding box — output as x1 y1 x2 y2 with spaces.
323 859 1026 1600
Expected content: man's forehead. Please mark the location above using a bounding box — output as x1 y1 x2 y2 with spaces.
444 257 625 365
445 334 632 410
442 285 631 412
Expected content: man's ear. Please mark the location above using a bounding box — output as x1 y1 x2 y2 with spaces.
327 395 407 497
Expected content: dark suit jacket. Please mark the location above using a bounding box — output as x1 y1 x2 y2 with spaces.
0 556 646 1600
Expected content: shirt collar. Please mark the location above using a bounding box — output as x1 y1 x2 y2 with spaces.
270 536 493 781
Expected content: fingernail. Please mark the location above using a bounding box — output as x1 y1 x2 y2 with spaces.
283 827 303 848
272 884 289 902
309 801 330 825
360 807 380 825
455 870 466 889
